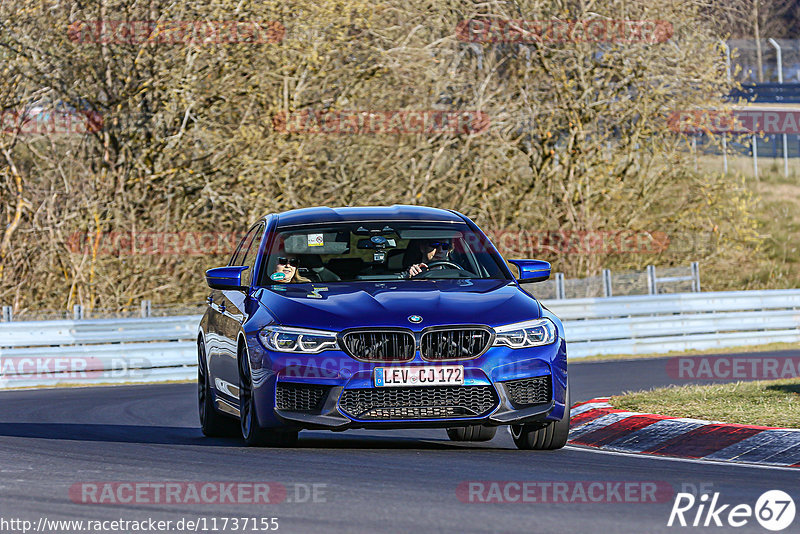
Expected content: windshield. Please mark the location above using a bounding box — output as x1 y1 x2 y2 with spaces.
259 221 510 284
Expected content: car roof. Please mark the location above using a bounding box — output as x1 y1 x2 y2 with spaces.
273 205 465 227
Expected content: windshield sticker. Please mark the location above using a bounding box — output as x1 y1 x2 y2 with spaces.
270 272 286 281
308 233 324 247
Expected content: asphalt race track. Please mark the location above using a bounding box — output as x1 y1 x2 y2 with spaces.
1 352 798 534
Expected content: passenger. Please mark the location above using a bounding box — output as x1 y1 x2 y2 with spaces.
404 239 452 277
271 255 311 283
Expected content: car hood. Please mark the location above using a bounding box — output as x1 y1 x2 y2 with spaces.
254 279 541 330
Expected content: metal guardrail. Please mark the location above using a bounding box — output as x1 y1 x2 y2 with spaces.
0 315 198 346
0 301 205 322
0 289 798 388
729 82 800 103
0 315 200 388
546 289 800 357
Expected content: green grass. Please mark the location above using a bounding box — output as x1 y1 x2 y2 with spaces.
610 378 800 428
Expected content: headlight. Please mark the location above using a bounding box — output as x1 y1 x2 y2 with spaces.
493 318 557 348
259 326 339 353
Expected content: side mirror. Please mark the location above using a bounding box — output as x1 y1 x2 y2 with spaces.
206 266 249 291
508 259 551 284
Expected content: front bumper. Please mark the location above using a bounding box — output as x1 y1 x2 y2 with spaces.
246 335 568 430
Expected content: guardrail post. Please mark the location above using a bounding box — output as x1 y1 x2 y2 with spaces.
140 300 152 318
646 265 657 295
555 273 565 299
2 306 12 322
73 304 84 320
722 40 731 83
602 269 612 297
722 134 728 174
691 261 701 292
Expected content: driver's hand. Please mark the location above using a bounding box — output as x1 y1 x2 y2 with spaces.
408 263 428 277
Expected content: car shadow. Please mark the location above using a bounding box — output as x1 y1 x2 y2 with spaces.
0 422 234 446
764 383 800 395
0 422 501 450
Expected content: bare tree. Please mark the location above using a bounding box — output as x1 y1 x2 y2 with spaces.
0 0 761 314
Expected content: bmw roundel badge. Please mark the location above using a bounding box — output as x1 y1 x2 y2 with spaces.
408 315 423 323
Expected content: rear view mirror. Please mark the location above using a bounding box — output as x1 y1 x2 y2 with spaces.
357 236 397 250
508 259 551 284
206 266 249 290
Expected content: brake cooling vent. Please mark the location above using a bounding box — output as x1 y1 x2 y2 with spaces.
275 383 331 412
503 375 552 407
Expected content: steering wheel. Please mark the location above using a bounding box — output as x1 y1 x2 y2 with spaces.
410 260 468 278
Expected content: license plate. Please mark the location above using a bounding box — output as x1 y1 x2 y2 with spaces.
374 365 464 387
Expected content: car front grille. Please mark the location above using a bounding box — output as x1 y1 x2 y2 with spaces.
338 385 498 420
420 328 492 361
275 382 331 412
503 375 552 407
341 330 415 362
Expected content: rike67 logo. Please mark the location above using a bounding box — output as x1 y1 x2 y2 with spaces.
668 490 796 531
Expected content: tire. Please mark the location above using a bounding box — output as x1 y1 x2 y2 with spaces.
198 340 239 437
238 346 298 447
511 381 571 450
446 425 497 442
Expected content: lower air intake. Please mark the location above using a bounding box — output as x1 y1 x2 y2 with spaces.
276 383 331 412
503 375 552 407
338 385 498 420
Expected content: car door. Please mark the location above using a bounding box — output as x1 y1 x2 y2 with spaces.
215 222 264 400
205 234 243 380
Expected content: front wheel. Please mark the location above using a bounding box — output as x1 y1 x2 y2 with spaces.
511 381 571 450
238 347 298 447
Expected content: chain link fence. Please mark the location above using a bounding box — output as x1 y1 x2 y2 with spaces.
529 263 699 300
2 264 700 321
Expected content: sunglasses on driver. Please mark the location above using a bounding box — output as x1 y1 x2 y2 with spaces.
277 257 300 267
424 241 451 250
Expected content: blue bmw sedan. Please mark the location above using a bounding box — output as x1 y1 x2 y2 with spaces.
198 206 569 449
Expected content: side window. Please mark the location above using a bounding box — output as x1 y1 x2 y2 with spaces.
239 223 264 286
229 225 258 267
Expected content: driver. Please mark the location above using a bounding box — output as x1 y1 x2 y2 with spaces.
404 239 452 278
